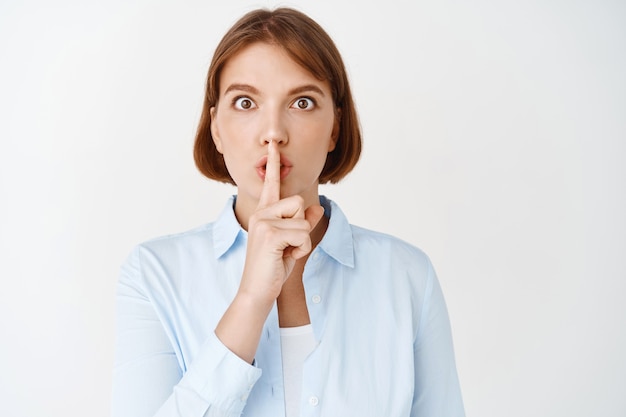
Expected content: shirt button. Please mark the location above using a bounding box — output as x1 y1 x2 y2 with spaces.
312 252 320 261
309 396 319 407
311 294 321 304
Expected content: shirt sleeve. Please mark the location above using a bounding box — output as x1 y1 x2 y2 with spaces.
111 247 263 417
411 261 465 417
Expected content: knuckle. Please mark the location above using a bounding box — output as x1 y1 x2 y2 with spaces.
250 217 271 234
248 217 260 230
290 195 304 207
265 227 280 240
256 221 273 235
294 221 309 232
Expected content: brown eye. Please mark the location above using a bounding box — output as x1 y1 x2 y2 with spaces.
293 97 314 110
234 97 256 110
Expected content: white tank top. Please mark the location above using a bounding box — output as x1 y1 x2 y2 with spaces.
280 324 317 417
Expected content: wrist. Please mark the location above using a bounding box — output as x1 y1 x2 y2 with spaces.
234 288 276 315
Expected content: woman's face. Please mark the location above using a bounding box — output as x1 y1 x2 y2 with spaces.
210 42 338 213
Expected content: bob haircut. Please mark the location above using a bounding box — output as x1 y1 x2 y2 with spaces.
193 7 362 185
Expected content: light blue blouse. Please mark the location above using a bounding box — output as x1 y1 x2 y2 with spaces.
112 196 465 417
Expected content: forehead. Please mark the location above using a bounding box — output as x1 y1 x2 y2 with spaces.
219 42 331 95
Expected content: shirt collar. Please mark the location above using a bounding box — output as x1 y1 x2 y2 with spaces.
212 195 355 268
317 196 355 268
213 196 244 259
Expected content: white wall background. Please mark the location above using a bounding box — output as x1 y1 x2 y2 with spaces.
1 0 624 416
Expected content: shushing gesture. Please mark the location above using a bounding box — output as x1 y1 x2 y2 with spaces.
239 140 324 304
215 140 324 363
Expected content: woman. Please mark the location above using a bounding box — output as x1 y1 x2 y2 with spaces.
113 7 464 417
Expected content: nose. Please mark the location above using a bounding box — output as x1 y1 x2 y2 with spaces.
259 106 289 146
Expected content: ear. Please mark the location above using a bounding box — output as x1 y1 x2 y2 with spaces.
210 107 223 154
328 107 341 152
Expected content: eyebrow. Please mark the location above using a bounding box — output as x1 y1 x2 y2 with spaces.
287 84 326 97
223 83 260 95
223 83 326 97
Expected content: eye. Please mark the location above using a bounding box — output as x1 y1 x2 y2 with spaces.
233 96 256 110
292 97 315 110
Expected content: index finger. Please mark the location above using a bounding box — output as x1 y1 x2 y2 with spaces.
258 140 280 208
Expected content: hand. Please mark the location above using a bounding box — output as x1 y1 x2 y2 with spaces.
215 140 324 363
238 140 324 304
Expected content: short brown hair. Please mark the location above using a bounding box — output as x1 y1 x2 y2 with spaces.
193 7 361 184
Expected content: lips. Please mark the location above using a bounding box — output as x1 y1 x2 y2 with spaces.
255 154 293 181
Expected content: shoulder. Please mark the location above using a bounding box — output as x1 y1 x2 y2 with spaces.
137 223 214 255
322 196 433 277
350 224 432 271
119 222 217 287
127 196 240 264
341 224 438 337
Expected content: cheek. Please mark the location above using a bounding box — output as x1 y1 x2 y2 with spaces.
297 113 335 142
215 118 256 179
216 115 254 151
